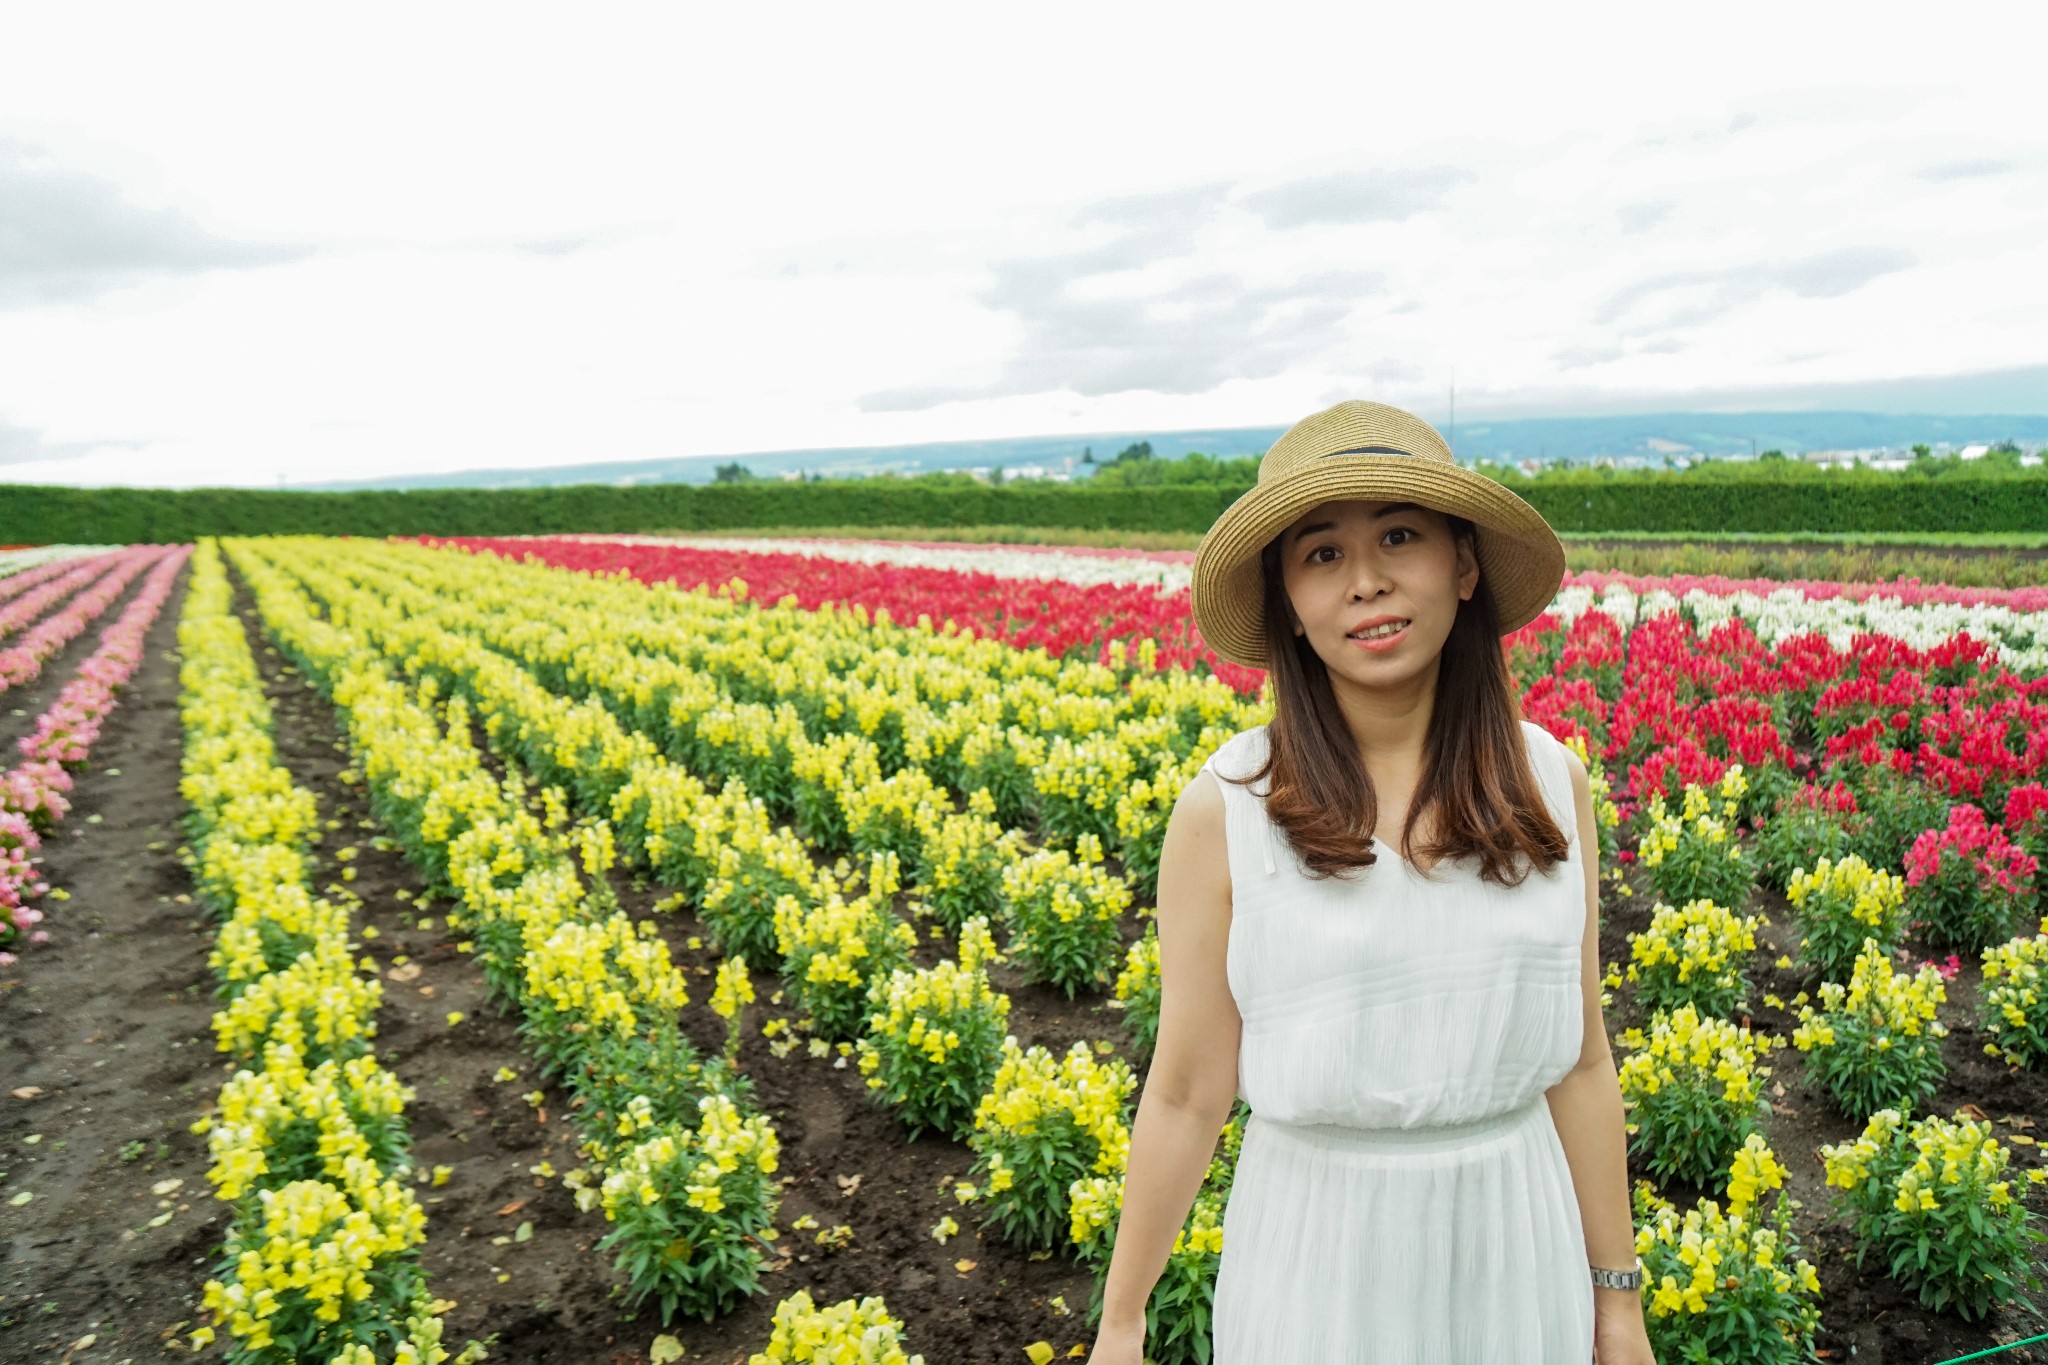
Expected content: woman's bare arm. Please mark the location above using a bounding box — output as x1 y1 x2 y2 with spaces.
1542 745 1653 1341
1095 767 1243 1332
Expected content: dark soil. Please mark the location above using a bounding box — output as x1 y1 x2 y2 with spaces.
0 559 226 1365
0 552 2043 1365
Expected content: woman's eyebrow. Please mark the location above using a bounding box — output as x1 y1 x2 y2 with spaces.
1290 503 1429 542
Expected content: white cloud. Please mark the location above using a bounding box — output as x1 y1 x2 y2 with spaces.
0 1 2042 487
0 138 310 308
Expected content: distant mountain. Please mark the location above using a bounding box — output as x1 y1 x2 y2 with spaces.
296 410 2048 491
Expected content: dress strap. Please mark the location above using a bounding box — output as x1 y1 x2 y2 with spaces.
1520 719 1576 845
1200 731 1280 877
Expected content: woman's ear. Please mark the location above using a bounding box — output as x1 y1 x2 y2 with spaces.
1456 533 1480 602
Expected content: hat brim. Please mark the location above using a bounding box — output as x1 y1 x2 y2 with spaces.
1190 456 1565 670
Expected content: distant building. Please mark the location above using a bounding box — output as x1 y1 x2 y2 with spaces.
1959 444 1990 461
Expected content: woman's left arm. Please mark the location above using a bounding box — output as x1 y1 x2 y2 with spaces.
1544 745 1657 1363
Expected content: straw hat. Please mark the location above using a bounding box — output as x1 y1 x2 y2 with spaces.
1191 399 1565 669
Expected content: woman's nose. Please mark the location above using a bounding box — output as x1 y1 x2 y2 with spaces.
1349 558 1393 599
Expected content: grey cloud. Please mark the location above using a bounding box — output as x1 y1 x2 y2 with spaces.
0 139 310 307
505 223 650 257
1551 342 1626 370
858 254 1388 412
1550 334 1710 371
0 415 125 466
1615 200 1674 234
1913 157 2017 182
856 178 1408 411
513 235 599 256
1236 165 1476 229
1776 245 1919 297
1074 180 1234 228
1592 245 1918 334
1317 359 1427 406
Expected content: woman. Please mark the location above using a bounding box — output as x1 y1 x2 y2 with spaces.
1088 400 1656 1364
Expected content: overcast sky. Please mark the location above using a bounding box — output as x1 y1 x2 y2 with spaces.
1 3 2043 488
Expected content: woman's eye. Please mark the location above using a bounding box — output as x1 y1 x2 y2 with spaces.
1386 527 1416 546
1308 545 1337 564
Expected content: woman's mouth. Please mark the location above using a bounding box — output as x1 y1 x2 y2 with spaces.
1346 619 1410 651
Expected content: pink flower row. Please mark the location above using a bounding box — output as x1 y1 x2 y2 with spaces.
0 552 121 640
0 547 167 696
0 546 190 966
0 551 118 610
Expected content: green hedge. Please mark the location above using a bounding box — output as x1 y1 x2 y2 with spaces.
6 474 2047 544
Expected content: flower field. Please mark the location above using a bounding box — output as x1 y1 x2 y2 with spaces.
2 532 2046 1365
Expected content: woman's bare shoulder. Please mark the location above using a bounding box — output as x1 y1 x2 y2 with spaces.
1162 766 1230 901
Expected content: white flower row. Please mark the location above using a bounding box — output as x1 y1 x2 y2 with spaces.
1546 583 2048 671
0 545 116 578
559 534 2048 672
554 532 1197 592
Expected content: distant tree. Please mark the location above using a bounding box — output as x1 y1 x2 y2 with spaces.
1985 440 2024 471
904 469 984 488
1086 450 1261 488
1112 441 1155 464
1759 448 1787 461
1911 443 1932 460
713 461 757 484
1081 446 1094 464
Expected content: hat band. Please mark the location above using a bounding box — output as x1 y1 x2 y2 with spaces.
1322 444 1416 457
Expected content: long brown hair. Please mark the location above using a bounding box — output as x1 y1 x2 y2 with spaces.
1220 512 1570 887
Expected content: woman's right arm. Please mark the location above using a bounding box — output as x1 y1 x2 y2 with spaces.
1091 768 1243 1357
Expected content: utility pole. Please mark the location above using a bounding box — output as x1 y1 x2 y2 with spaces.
1448 368 1456 458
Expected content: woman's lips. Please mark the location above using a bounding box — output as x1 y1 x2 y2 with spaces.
1346 621 1410 652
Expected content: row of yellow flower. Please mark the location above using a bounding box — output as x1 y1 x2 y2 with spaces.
272 540 1982 1358
268 538 1173 1018
177 540 483 1364
1606 774 2048 1336
1821 1107 2048 1319
186 538 949 1365
223 538 788 1327
264 532 2023 1358
241 536 1235 1355
331 537 1257 899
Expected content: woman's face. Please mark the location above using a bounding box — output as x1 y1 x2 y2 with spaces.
1276 498 1480 690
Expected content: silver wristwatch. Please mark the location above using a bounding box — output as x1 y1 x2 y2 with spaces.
1590 1258 1643 1291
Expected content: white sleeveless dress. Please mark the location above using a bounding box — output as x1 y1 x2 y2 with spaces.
1202 718 1596 1364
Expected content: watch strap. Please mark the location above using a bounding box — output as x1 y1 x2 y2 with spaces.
1589 1259 1643 1290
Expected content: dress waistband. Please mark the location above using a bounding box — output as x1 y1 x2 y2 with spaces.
1247 1095 1549 1156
